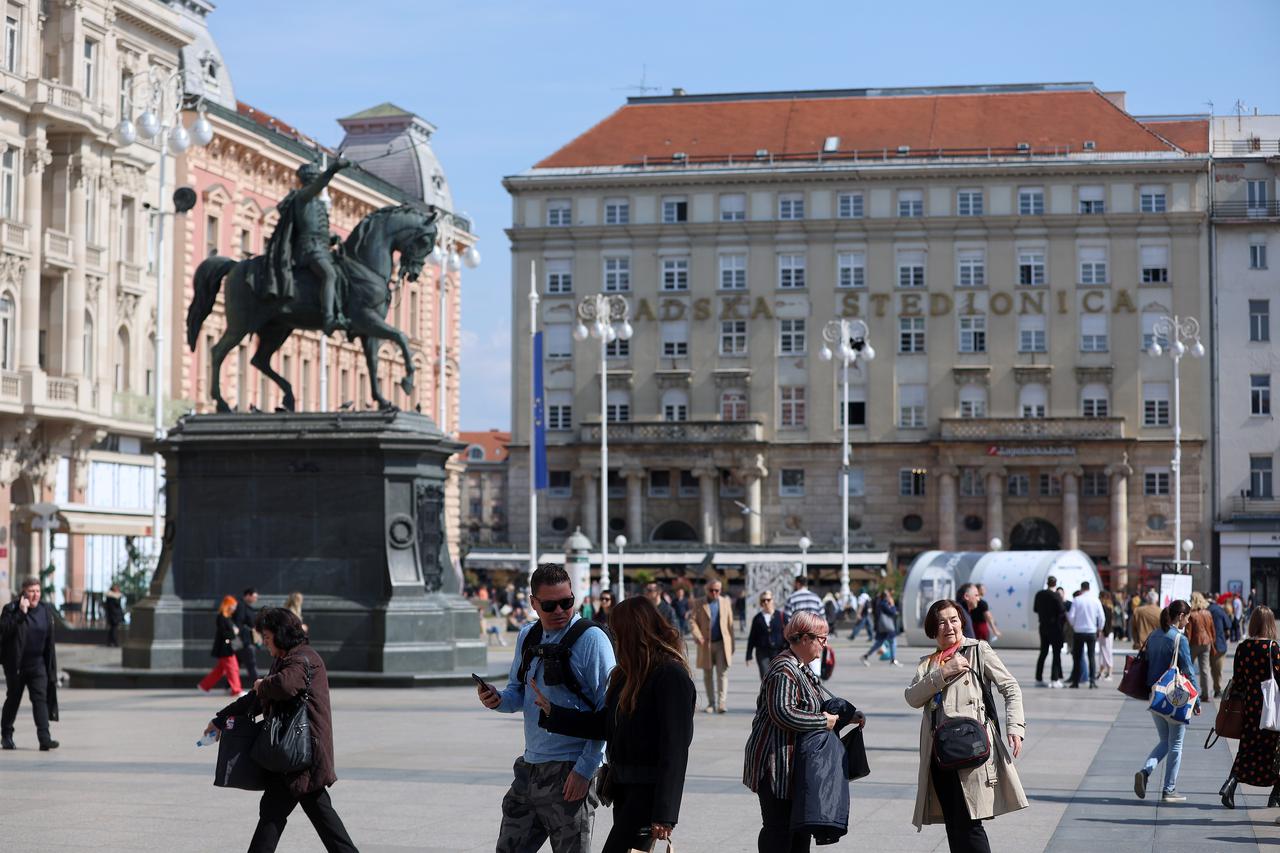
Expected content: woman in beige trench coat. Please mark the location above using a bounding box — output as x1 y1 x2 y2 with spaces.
905 598 1028 852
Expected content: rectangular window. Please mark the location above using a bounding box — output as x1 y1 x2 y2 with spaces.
205 215 219 258
546 200 571 226
720 469 744 497
719 253 747 290
1251 241 1268 270
1082 470 1109 498
778 253 806 289
547 392 572 431
898 383 926 428
648 470 671 498
899 316 925 353
959 468 985 497
604 336 629 358
603 198 629 225
780 386 807 428
5 15 19 74
661 257 689 291
958 315 986 353
147 211 158 273
720 193 745 221
1140 245 1169 283
957 189 983 216
606 393 630 423
1248 180 1270 212
778 192 805 220
1018 249 1046 286
545 258 572 294
840 387 867 427
603 256 630 292
239 228 251 259
1079 246 1108 285
1079 185 1105 214
899 468 927 497
957 249 985 287
677 470 700 498
83 38 97 98
1142 312 1169 351
898 189 923 218
779 319 806 355
1018 187 1045 215
119 70 132 119
0 149 15 220
841 468 866 498
1252 374 1272 416
959 393 986 419
1082 392 1109 418
1251 299 1271 342
721 391 748 421
837 251 865 288
1139 185 1167 213
548 471 572 498
1251 456 1274 499
662 196 688 223
720 319 747 355
897 249 925 288
1018 315 1046 352
837 192 864 219
1039 473 1062 497
84 177 97 243
544 323 572 360
1007 474 1030 497
780 469 806 498
660 320 688 358
1144 469 1170 496
1080 314 1108 352
663 395 688 422
1143 382 1170 426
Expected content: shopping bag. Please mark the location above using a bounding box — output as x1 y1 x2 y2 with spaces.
629 838 675 852
1262 642 1280 732
1117 646 1149 700
213 715 267 791
1149 662 1199 725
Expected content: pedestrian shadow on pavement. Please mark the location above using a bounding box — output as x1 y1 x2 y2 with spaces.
1077 817 1262 827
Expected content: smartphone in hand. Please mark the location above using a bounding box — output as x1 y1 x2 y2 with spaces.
472 673 494 694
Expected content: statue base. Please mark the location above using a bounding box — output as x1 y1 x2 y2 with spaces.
123 411 485 675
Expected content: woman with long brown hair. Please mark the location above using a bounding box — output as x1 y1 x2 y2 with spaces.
532 595 696 852
196 595 243 696
1219 605 1280 809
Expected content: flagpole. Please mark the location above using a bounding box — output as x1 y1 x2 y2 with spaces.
528 259 538 585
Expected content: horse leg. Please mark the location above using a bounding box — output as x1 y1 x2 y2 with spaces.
250 324 296 412
360 335 394 411
209 327 246 414
351 308 416 399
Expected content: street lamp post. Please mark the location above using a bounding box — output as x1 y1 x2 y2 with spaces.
116 69 213 553
614 534 627 599
818 318 875 599
798 535 812 580
574 293 632 594
1145 315 1206 574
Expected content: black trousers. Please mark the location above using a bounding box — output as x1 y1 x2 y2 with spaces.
757 785 810 853
1036 628 1063 682
1069 632 1098 686
603 783 656 853
929 762 990 853
1 662 51 742
247 782 357 853
238 644 260 682
106 622 120 647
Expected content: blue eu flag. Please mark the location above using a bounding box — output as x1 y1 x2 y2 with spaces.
532 331 548 490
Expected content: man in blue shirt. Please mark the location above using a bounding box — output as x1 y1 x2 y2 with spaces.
478 564 615 853
1207 595 1233 698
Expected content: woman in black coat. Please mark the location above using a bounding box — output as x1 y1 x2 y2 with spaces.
532 596 696 853
746 590 785 680
197 595 242 695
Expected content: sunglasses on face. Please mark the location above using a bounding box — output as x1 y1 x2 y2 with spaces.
798 633 828 644
534 595 576 613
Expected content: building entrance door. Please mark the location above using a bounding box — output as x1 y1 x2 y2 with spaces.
1251 559 1280 610
1010 517 1061 551
651 519 699 542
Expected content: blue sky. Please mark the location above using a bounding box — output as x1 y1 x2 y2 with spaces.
207 0 1280 431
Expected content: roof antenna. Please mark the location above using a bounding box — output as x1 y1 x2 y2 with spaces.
615 64 662 96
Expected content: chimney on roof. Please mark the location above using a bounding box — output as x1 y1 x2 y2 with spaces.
671 87 686 96
1101 90 1127 111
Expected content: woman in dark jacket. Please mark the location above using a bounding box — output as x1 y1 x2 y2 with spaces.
202 608 357 853
533 596 695 853
197 595 242 696
746 590 785 680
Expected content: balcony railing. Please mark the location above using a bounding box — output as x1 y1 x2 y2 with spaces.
940 417 1125 441
85 243 106 271
580 419 764 444
0 371 20 403
1214 139 1280 157
45 375 78 405
2 220 29 252
1224 496 1280 520
1212 201 1280 220
43 229 73 267
27 78 84 113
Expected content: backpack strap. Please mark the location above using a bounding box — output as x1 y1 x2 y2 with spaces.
515 622 545 685
516 619 604 710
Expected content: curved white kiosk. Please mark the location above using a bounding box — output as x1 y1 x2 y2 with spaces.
902 550 1102 649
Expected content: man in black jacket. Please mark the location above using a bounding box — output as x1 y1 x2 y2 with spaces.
1034 575 1066 688
644 583 678 629
1 576 60 750
233 587 260 683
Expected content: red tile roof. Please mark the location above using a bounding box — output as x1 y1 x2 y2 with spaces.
1140 118 1209 153
535 88 1184 168
458 430 510 463
237 101 327 149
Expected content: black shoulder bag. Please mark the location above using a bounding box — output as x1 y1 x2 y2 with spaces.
931 644 1001 772
251 659 314 775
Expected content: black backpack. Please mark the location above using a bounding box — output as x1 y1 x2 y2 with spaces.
516 619 603 708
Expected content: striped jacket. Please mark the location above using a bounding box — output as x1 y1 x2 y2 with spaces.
743 651 829 799
784 588 824 622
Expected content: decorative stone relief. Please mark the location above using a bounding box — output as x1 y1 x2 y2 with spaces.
0 254 26 287
116 284 140 323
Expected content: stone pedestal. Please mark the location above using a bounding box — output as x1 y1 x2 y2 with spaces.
124 411 484 674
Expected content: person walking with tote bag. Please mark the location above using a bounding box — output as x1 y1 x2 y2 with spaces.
1133 600 1200 803
1218 605 1280 809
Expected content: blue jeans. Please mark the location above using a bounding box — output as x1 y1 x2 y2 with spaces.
865 634 897 662
1143 711 1186 794
849 615 873 641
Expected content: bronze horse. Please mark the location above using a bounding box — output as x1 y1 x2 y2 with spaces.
186 204 438 412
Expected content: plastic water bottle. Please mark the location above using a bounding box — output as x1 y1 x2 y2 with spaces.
196 730 219 748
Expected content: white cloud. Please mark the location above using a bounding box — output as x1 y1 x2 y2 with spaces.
460 320 511 430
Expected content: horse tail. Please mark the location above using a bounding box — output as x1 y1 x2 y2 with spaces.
187 255 236 350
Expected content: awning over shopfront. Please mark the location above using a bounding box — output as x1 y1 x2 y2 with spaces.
463 548 889 572
57 508 153 537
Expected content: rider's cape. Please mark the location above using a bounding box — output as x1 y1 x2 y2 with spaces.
248 190 303 302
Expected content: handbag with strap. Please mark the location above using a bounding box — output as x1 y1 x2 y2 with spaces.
1117 642 1150 700
213 715 266 791
931 644 999 772
629 840 675 853
1262 642 1280 732
1148 639 1198 725
1205 677 1246 748
251 660 314 774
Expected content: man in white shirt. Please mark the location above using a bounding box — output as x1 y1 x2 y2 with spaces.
1067 581 1106 689
847 589 873 641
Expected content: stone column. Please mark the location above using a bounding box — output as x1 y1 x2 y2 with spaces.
19 138 48 371
622 466 644 545
983 466 1006 547
580 470 599 546
65 153 88 378
1107 463 1132 590
738 454 768 547
1060 466 1082 551
937 466 958 551
697 466 719 545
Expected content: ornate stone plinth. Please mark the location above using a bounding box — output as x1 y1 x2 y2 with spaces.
123 411 484 675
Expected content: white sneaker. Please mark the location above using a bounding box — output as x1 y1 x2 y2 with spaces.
1050 680 1064 689
892 660 902 667
197 684 212 695
861 657 871 667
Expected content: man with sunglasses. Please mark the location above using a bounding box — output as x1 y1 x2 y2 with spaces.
691 578 735 714
478 564 615 853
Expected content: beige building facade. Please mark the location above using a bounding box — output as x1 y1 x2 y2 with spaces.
504 84 1213 588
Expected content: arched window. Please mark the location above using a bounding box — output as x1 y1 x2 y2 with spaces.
466 445 485 461
661 388 689 422
958 384 987 419
720 389 747 421
114 327 130 392
1080 383 1109 418
1019 383 1047 419
0 292 14 371
82 311 94 378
